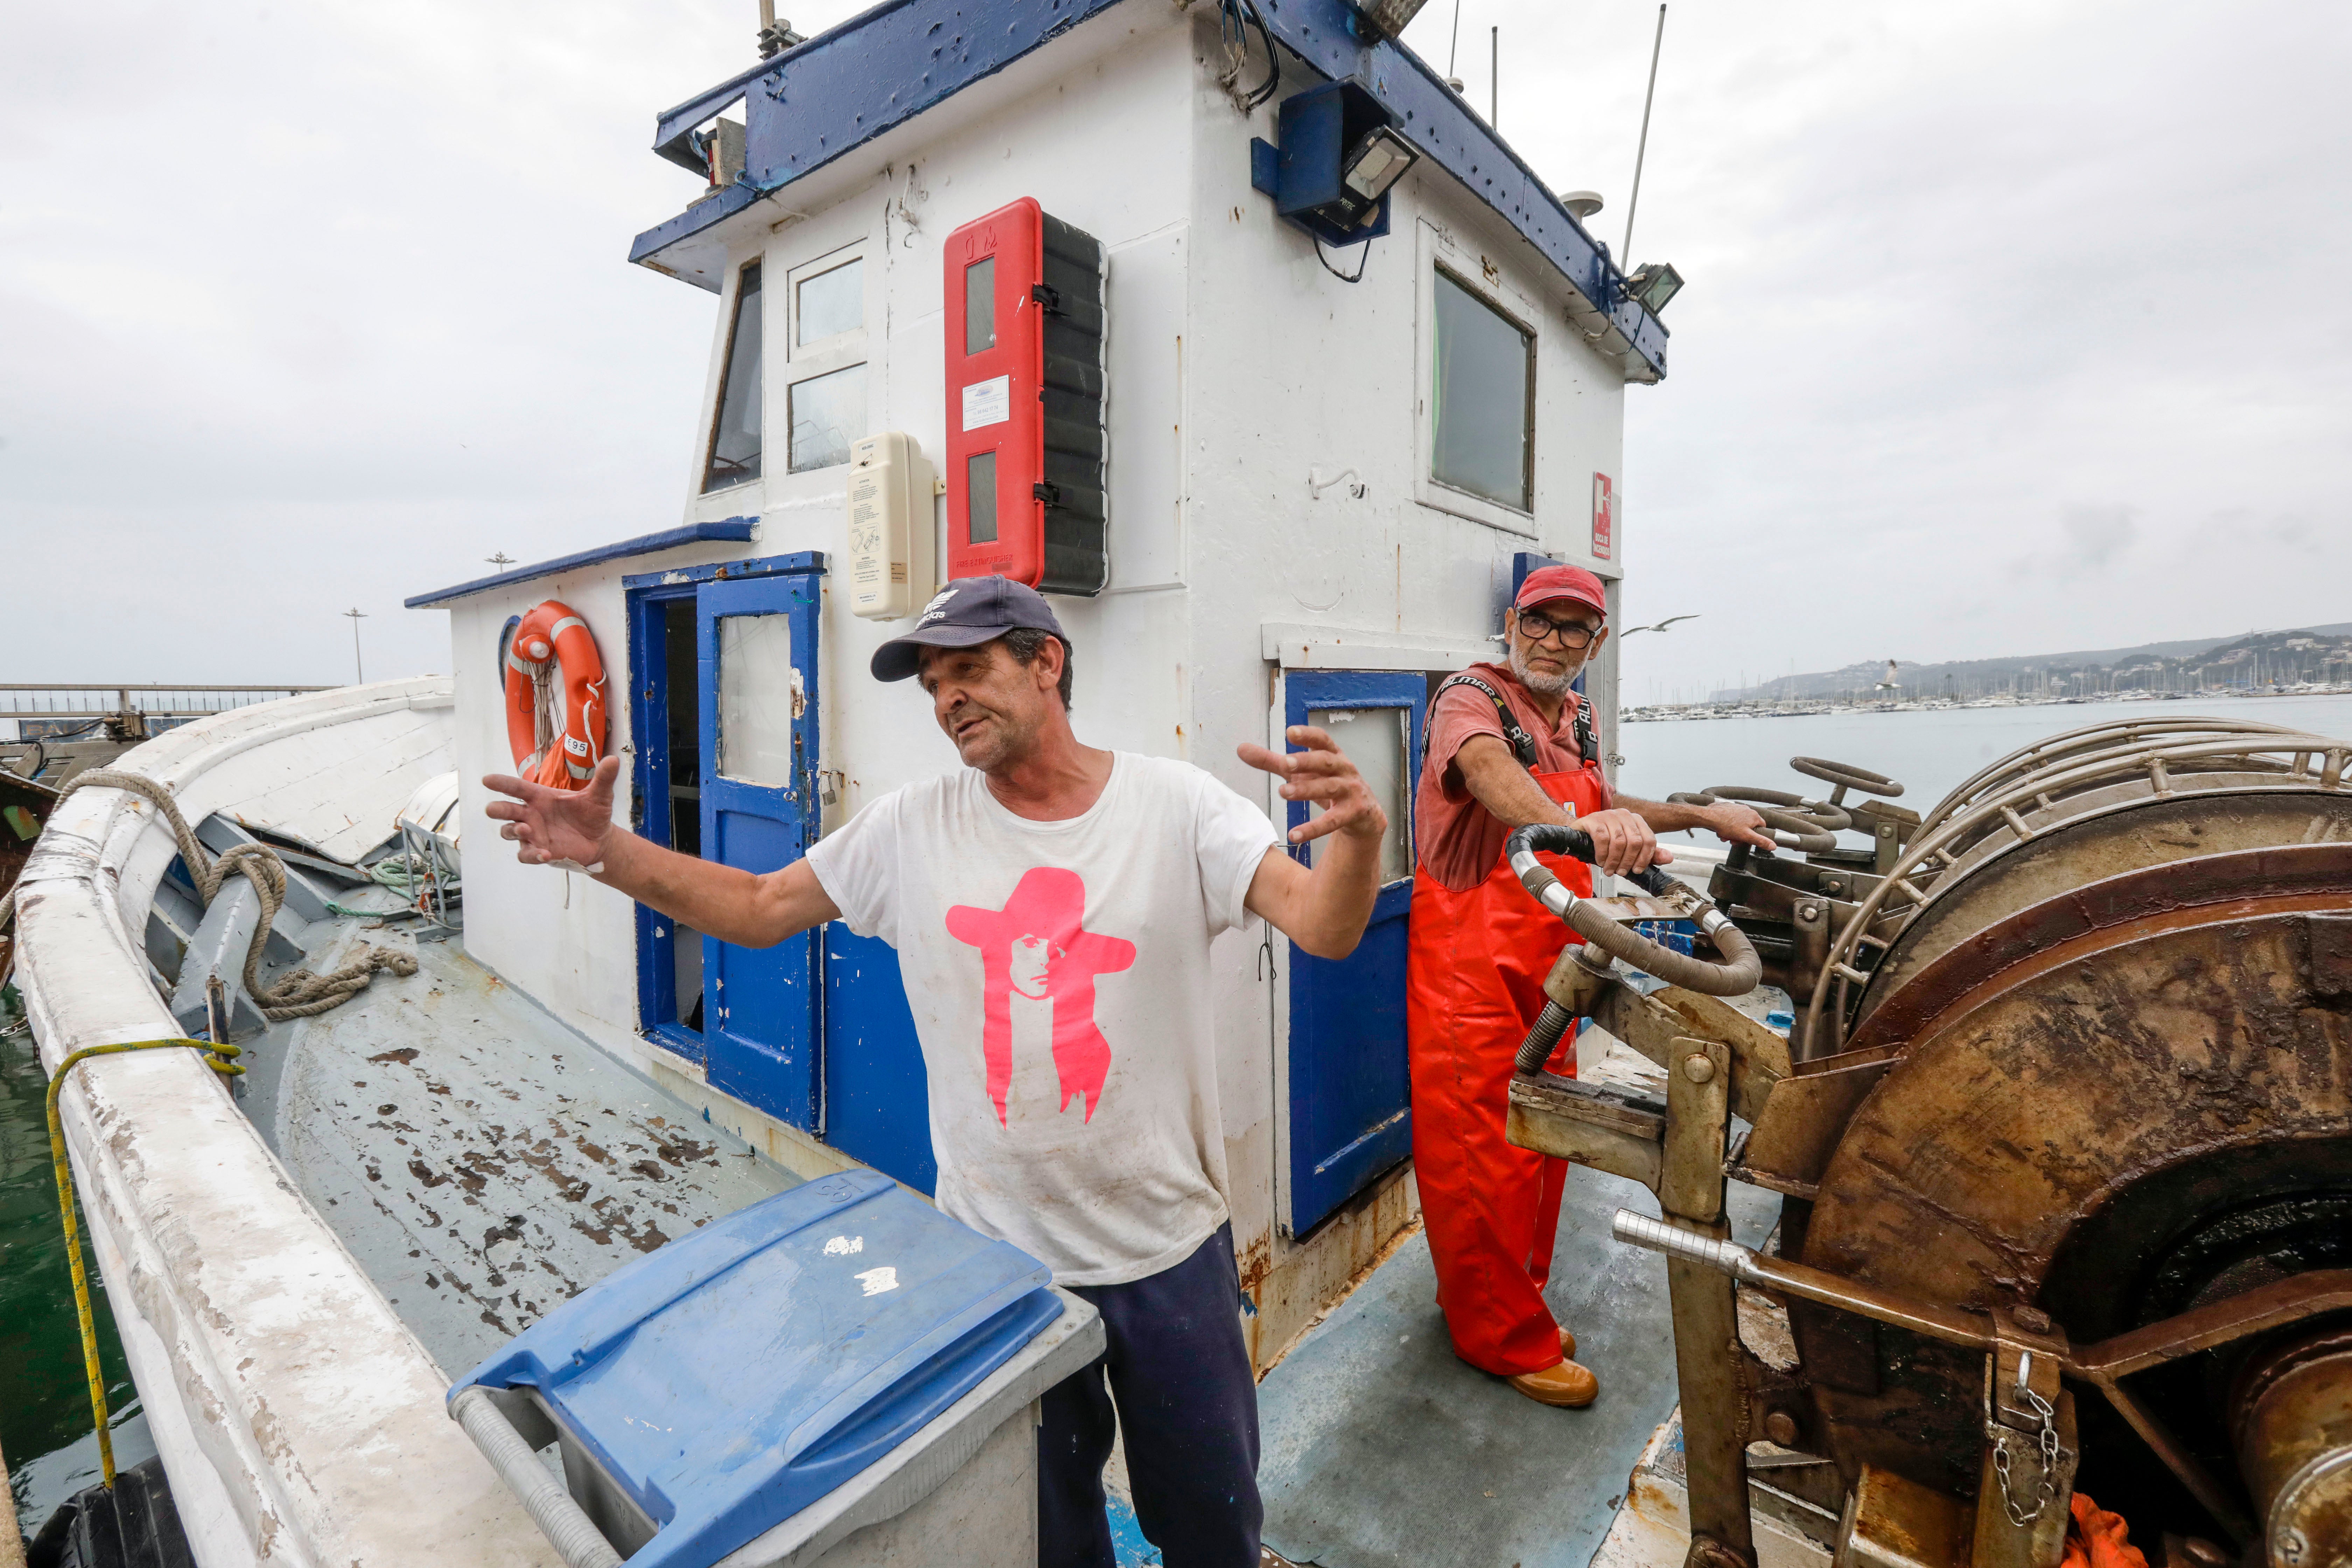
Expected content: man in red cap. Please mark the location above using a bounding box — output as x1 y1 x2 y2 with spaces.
1409 564 1771 1407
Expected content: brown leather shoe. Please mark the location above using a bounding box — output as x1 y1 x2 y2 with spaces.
1559 1326 1577 1361
1508 1358 1600 1408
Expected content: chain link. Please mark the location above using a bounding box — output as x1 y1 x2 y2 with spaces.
1993 1383 2064 1527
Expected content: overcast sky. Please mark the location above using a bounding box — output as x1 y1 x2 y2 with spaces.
4 0 2346 704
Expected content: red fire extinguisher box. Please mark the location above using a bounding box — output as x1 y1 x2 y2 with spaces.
943 198 1109 595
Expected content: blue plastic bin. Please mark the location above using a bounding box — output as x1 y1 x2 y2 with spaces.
449 1167 1101 1568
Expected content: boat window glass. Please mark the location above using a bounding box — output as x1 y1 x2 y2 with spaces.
1305 707 1410 883
795 257 862 348
967 451 998 542
715 613 799 786
1430 268 1532 512
702 261 764 492
788 362 865 473
964 257 996 356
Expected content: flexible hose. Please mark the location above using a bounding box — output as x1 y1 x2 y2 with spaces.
1504 823 1762 997
450 1387 625 1568
1514 1000 1577 1077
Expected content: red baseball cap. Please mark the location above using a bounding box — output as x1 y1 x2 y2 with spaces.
1513 564 1608 618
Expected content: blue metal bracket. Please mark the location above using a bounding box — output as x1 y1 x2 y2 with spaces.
620 550 827 590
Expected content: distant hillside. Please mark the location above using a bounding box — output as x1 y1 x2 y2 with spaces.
1718 623 2352 702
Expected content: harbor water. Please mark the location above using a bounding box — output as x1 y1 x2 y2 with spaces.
5 692 2350 1542
2 1007 154 1535
1617 693 2352 829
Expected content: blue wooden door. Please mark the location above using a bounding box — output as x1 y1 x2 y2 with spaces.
1283 671 1424 1233
697 573 822 1127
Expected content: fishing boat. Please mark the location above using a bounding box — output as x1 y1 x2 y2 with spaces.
9 0 1688 1562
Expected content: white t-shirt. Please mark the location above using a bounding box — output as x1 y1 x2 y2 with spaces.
805 753 1281 1286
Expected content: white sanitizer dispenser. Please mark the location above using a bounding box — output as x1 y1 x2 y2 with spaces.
845 432 939 621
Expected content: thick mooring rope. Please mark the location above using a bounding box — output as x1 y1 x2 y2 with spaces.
0 768 415 1018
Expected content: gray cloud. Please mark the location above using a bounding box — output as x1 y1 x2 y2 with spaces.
2 0 2347 702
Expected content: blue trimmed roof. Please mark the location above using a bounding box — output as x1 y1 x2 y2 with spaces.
405 519 758 608
628 0 1669 378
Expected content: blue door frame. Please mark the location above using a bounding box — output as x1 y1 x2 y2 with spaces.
623 552 826 1088
625 579 705 1063
696 571 824 1128
1283 670 1424 1234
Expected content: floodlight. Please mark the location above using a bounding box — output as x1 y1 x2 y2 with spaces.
1339 126 1418 224
1353 0 1431 38
1624 262 1684 316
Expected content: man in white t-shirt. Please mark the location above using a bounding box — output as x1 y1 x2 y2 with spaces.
485 575 1386 1568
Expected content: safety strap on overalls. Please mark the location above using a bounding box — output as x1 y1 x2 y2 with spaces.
1424 674 1597 770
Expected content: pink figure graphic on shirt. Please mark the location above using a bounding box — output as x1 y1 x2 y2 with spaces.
945 867 1137 1125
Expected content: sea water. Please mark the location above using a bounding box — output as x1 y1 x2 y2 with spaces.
1616 694 2352 825
1 1007 154 1536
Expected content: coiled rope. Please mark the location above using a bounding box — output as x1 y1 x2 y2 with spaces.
0 768 415 1016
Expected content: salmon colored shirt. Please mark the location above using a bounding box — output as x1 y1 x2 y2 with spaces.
1415 662 1611 893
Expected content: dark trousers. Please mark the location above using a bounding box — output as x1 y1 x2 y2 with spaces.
1037 1223 1263 1568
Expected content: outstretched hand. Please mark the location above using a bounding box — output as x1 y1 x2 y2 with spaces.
483 756 621 869
1237 726 1387 847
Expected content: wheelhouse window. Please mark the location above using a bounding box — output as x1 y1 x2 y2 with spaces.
783 246 868 474
702 261 764 492
1430 267 1533 511
788 363 866 474
794 257 862 348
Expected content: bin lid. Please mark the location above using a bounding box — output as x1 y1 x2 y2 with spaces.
452 1167 1063 1568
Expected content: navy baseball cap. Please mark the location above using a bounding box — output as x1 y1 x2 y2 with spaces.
871 576 1070 682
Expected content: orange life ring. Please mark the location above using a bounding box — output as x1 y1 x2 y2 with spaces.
503 600 607 790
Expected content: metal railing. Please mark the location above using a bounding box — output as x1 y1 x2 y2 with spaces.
0 685 329 720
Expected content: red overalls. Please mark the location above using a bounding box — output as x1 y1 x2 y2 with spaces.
1407 757 1609 1376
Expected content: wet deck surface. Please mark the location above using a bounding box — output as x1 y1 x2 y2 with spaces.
1254 1032 1780 1568
245 921 790 1378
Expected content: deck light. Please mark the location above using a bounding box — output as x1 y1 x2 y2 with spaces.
1339 126 1418 225
1249 81 1417 246
1351 0 1431 40
1624 262 1684 316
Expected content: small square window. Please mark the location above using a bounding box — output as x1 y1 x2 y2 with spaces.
1306 707 1412 884
964 257 996 356
788 362 866 473
1431 269 1533 512
794 257 862 348
966 451 999 542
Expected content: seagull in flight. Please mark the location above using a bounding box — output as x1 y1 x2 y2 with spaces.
1620 614 1701 637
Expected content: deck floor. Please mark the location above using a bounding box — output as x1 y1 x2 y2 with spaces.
1254 1029 1782 1568
245 920 790 1379
237 913 1777 1566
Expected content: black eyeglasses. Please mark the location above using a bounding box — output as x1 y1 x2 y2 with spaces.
1515 610 1600 649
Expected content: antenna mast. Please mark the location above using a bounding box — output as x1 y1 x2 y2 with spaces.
343 608 369 685
1621 4 1667 267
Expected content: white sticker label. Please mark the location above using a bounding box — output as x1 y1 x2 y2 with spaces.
822 1235 863 1256
854 1266 899 1297
961 375 1011 430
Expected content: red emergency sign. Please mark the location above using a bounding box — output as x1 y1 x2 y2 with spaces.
943 198 1109 595
1591 472 1614 563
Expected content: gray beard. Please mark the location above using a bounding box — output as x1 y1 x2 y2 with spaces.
1509 644 1580 698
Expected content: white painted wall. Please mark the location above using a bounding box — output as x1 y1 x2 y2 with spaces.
431 7 1639 1343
